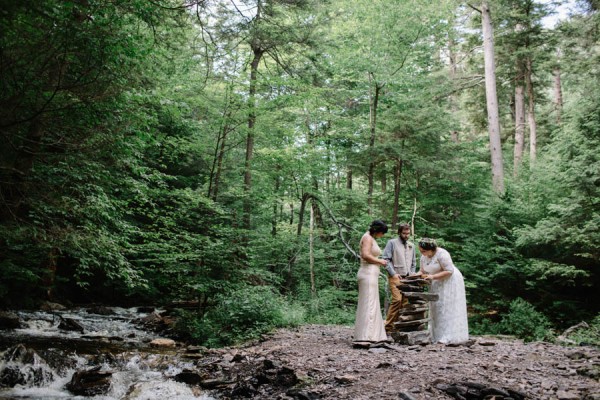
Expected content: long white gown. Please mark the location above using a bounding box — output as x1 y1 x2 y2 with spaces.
353 233 387 343
421 248 469 344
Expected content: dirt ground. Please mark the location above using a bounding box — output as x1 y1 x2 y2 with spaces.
201 324 600 400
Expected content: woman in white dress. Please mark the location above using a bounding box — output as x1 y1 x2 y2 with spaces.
353 220 389 345
418 238 469 344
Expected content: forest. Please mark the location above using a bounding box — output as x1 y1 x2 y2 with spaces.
0 0 598 348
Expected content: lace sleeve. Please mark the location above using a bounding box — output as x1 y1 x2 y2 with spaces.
437 249 455 273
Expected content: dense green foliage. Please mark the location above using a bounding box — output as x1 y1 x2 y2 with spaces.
1 0 598 346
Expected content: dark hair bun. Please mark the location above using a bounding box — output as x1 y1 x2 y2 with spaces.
369 220 388 234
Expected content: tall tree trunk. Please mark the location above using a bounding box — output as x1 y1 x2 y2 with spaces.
514 61 526 177
553 63 563 125
346 167 352 189
287 192 310 292
211 128 228 201
525 57 537 164
448 38 460 143
271 174 280 236
411 198 417 239
297 192 310 236
481 2 505 194
243 44 264 231
367 72 383 214
309 202 316 298
391 159 403 230
208 85 235 201
311 179 325 235
42 248 59 300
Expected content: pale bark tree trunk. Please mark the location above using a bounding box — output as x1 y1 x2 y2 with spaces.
411 198 417 241
514 61 526 177
367 72 383 215
391 159 403 231
309 202 316 297
553 58 563 125
243 42 264 231
553 67 563 125
448 38 460 143
525 57 537 164
481 2 505 193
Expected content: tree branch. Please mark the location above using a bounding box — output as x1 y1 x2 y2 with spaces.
467 3 481 13
310 194 359 260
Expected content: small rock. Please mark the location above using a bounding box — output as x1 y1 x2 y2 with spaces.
334 375 357 384
149 338 176 347
173 370 202 385
398 391 418 400
556 390 580 400
40 301 66 311
58 317 85 334
86 306 113 315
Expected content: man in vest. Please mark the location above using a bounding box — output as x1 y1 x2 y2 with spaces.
382 223 417 332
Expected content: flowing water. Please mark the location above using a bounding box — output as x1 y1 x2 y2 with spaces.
0 307 215 399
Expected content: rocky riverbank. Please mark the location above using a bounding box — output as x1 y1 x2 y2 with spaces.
2 308 598 400
197 324 599 400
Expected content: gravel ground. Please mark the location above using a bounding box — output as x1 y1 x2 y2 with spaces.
201 324 600 400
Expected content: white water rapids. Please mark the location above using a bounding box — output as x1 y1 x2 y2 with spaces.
0 308 215 399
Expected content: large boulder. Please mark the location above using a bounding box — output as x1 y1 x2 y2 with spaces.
0 311 22 330
66 366 112 396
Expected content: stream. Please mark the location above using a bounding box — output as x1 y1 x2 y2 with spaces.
0 307 215 399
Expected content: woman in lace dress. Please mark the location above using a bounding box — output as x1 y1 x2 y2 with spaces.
353 220 389 345
418 238 469 344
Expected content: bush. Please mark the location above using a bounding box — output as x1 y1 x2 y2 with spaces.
176 285 302 347
304 287 356 325
558 314 600 346
468 315 502 336
498 298 554 342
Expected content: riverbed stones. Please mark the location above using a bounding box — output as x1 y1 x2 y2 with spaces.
173 370 202 385
436 381 526 400
391 330 431 345
58 316 85 333
150 338 176 347
0 312 22 330
86 305 113 315
66 366 112 396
